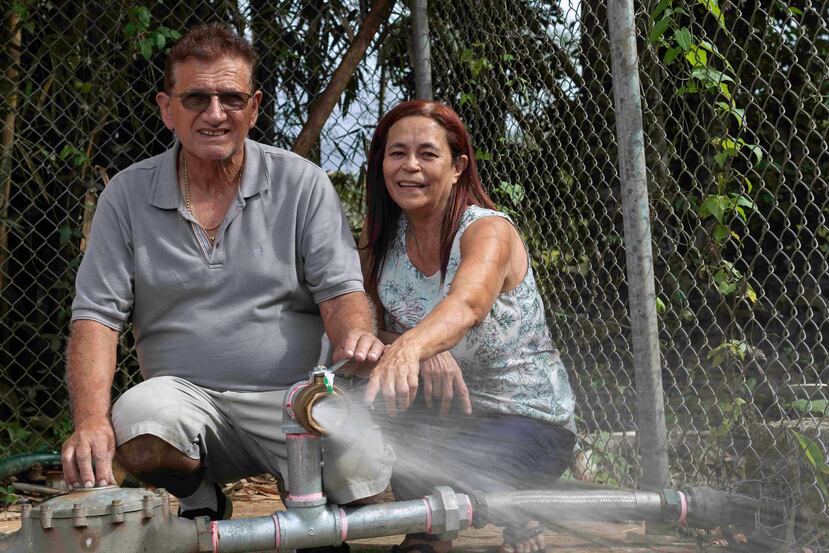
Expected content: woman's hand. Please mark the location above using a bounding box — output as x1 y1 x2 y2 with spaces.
421 351 472 417
364 340 422 417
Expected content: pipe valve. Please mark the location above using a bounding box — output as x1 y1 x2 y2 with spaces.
287 367 351 436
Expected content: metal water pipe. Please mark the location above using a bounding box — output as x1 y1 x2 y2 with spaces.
0 368 760 553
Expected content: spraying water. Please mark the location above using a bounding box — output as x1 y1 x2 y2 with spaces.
312 386 569 500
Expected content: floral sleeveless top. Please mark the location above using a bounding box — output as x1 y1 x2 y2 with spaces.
378 205 576 428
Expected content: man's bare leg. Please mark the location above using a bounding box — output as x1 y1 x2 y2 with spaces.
116 434 202 497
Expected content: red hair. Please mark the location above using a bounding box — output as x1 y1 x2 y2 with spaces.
363 100 495 294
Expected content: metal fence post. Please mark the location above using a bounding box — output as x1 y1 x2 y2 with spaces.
606 0 669 489
410 0 433 100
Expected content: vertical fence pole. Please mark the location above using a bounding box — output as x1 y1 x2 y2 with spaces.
410 0 433 100
606 0 669 489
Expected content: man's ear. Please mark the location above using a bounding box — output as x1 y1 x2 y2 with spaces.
156 92 174 131
248 89 263 128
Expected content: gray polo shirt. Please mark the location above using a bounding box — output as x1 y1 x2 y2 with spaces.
72 139 363 390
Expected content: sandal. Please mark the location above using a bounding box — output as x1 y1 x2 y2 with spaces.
501 521 544 553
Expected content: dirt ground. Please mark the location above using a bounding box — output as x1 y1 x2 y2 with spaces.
0 477 698 553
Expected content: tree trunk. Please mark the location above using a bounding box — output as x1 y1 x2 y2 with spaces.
0 10 22 306
292 0 396 158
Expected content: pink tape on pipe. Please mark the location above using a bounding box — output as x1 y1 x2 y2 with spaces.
286 433 317 440
272 514 281 550
423 498 433 534
287 492 324 501
467 501 474 527
678 491 688 527
211 521 220 552
339 507 348 542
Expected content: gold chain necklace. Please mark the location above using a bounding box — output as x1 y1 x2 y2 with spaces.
182 156 241 245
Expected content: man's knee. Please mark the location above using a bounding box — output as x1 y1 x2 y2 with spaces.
343 483 395 506
116 434 200 477
111 377 206 462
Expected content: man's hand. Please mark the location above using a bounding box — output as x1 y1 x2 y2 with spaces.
333 328 385 364
420 351 472 417
61 416 116 488
319 292 385 374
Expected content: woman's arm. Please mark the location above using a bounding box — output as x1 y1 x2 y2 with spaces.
365 216 527 416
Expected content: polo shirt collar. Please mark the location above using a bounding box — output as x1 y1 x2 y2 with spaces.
239 139 270 199
149 139 270 209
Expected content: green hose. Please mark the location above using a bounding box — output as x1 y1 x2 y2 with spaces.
0 452 61 481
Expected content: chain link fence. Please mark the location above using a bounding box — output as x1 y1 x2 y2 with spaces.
1 0 827 548
427 0 828 547
0 0 408 451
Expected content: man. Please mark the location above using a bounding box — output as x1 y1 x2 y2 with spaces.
60 24 394 521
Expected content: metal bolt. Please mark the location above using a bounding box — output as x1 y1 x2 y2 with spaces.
39 504 52 529
142 494 155 518
72 504 88 527
20 503 31 519
111 499 125 524
430 486 461 541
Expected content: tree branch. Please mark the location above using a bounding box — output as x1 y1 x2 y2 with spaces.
292 0 395 157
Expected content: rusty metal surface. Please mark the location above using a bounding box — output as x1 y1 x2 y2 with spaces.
0 486 198 553
29 486 157 519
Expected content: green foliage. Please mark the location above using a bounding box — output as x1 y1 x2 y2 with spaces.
699 193 754 227
706 338 754 366
702 260 757 301
124 6 181 60
3 422 31 446
491 180 525 219
59 145 90 168
650 0 763 264
460 43 493 78
788 400 829 416
11 1 35 33
0 412 73 455
649 0 771 383
456 44 495 107
696 0 725 29
792 431 829 500
0 485 16 506
655 296 667 315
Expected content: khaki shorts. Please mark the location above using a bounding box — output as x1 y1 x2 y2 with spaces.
111 376 395 504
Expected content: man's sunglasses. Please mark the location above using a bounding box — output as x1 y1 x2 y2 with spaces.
172 91 253 112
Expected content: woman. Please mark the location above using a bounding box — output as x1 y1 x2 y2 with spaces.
359 100 577 553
